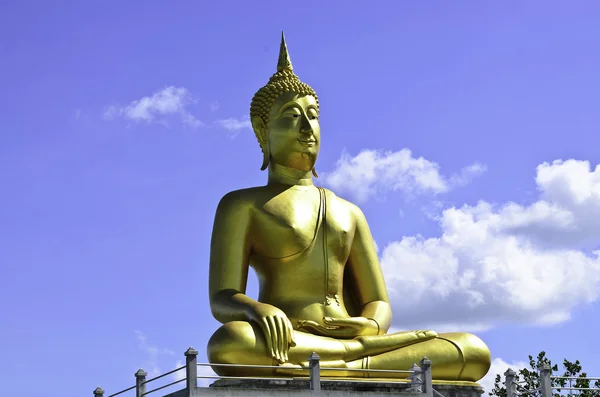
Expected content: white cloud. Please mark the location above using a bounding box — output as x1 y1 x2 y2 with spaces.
480 358 528 394
214 117 252 132
380 159 600 331
173 360 186 382
322 149 485 202
450 162 487 187
104 86 203 128
134 330 176 377
69 108 84 124
134 333 217 389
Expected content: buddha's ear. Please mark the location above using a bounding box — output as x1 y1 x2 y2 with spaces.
251 116 270 171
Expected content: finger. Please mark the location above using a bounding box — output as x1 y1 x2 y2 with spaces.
287 320 296 348
267 316 280 362
323 317 363 329
297 320 321 330
275 316 287 362
275 316 286 362
261 318 275 359
296 321 323 335
304 321 340 332
323 317 352 325
267 316 279 362
319 326 355 338
424 330 438 338
284 322 291 362
415 330 436 339
298 321 344 337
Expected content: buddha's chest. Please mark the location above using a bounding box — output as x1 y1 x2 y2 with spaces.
251 189 354 260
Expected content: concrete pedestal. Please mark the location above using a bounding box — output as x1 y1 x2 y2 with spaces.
208 379 484 397
164 379 483 397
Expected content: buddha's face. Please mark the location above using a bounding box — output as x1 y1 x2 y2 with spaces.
267 92 320 172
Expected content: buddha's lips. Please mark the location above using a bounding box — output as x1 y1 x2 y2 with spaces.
298 139 316 147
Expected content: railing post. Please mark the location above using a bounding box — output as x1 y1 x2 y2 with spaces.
419 357 433 397
93 387 105 397
185 347 198 395
504 368 517 397
539 364 552 397
135 369 147 397
409 363 423 393
308 352 321 391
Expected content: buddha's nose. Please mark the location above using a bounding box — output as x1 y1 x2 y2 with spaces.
299 113 313 134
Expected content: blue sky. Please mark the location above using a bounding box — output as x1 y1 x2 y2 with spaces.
2 1 600 396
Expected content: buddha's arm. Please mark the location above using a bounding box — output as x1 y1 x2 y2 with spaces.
208 192 255 323
208 192 295 363
346 205 392 334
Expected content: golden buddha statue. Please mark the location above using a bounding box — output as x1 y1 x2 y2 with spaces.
207 33 491 382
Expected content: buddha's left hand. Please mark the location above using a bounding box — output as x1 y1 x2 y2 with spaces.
297 317 378 338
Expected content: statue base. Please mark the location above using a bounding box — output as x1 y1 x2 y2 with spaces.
207 378 484 397
163 380 483 397
164 379 483 397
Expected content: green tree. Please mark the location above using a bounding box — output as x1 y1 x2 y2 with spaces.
489 351 600 397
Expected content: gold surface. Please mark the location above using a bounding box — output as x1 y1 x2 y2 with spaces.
207 32 491 382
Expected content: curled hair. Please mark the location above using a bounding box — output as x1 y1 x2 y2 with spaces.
250 69 319 127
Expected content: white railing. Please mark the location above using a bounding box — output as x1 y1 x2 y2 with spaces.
504 365 600 397
94 347 435 397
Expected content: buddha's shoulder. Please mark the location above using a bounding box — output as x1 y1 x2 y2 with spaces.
216 186 272 211
321 188 366 219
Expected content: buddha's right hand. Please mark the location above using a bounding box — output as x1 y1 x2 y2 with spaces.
246 302 296 364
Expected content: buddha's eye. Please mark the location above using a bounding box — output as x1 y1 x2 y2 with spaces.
282 111 301 119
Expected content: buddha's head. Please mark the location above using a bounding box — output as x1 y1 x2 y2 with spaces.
250 32 320 175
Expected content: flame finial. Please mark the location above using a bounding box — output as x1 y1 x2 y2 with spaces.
277 31 293 72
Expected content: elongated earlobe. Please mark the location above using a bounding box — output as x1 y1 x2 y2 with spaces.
312 168 318 178
261 147 270 171
251 116 270 171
